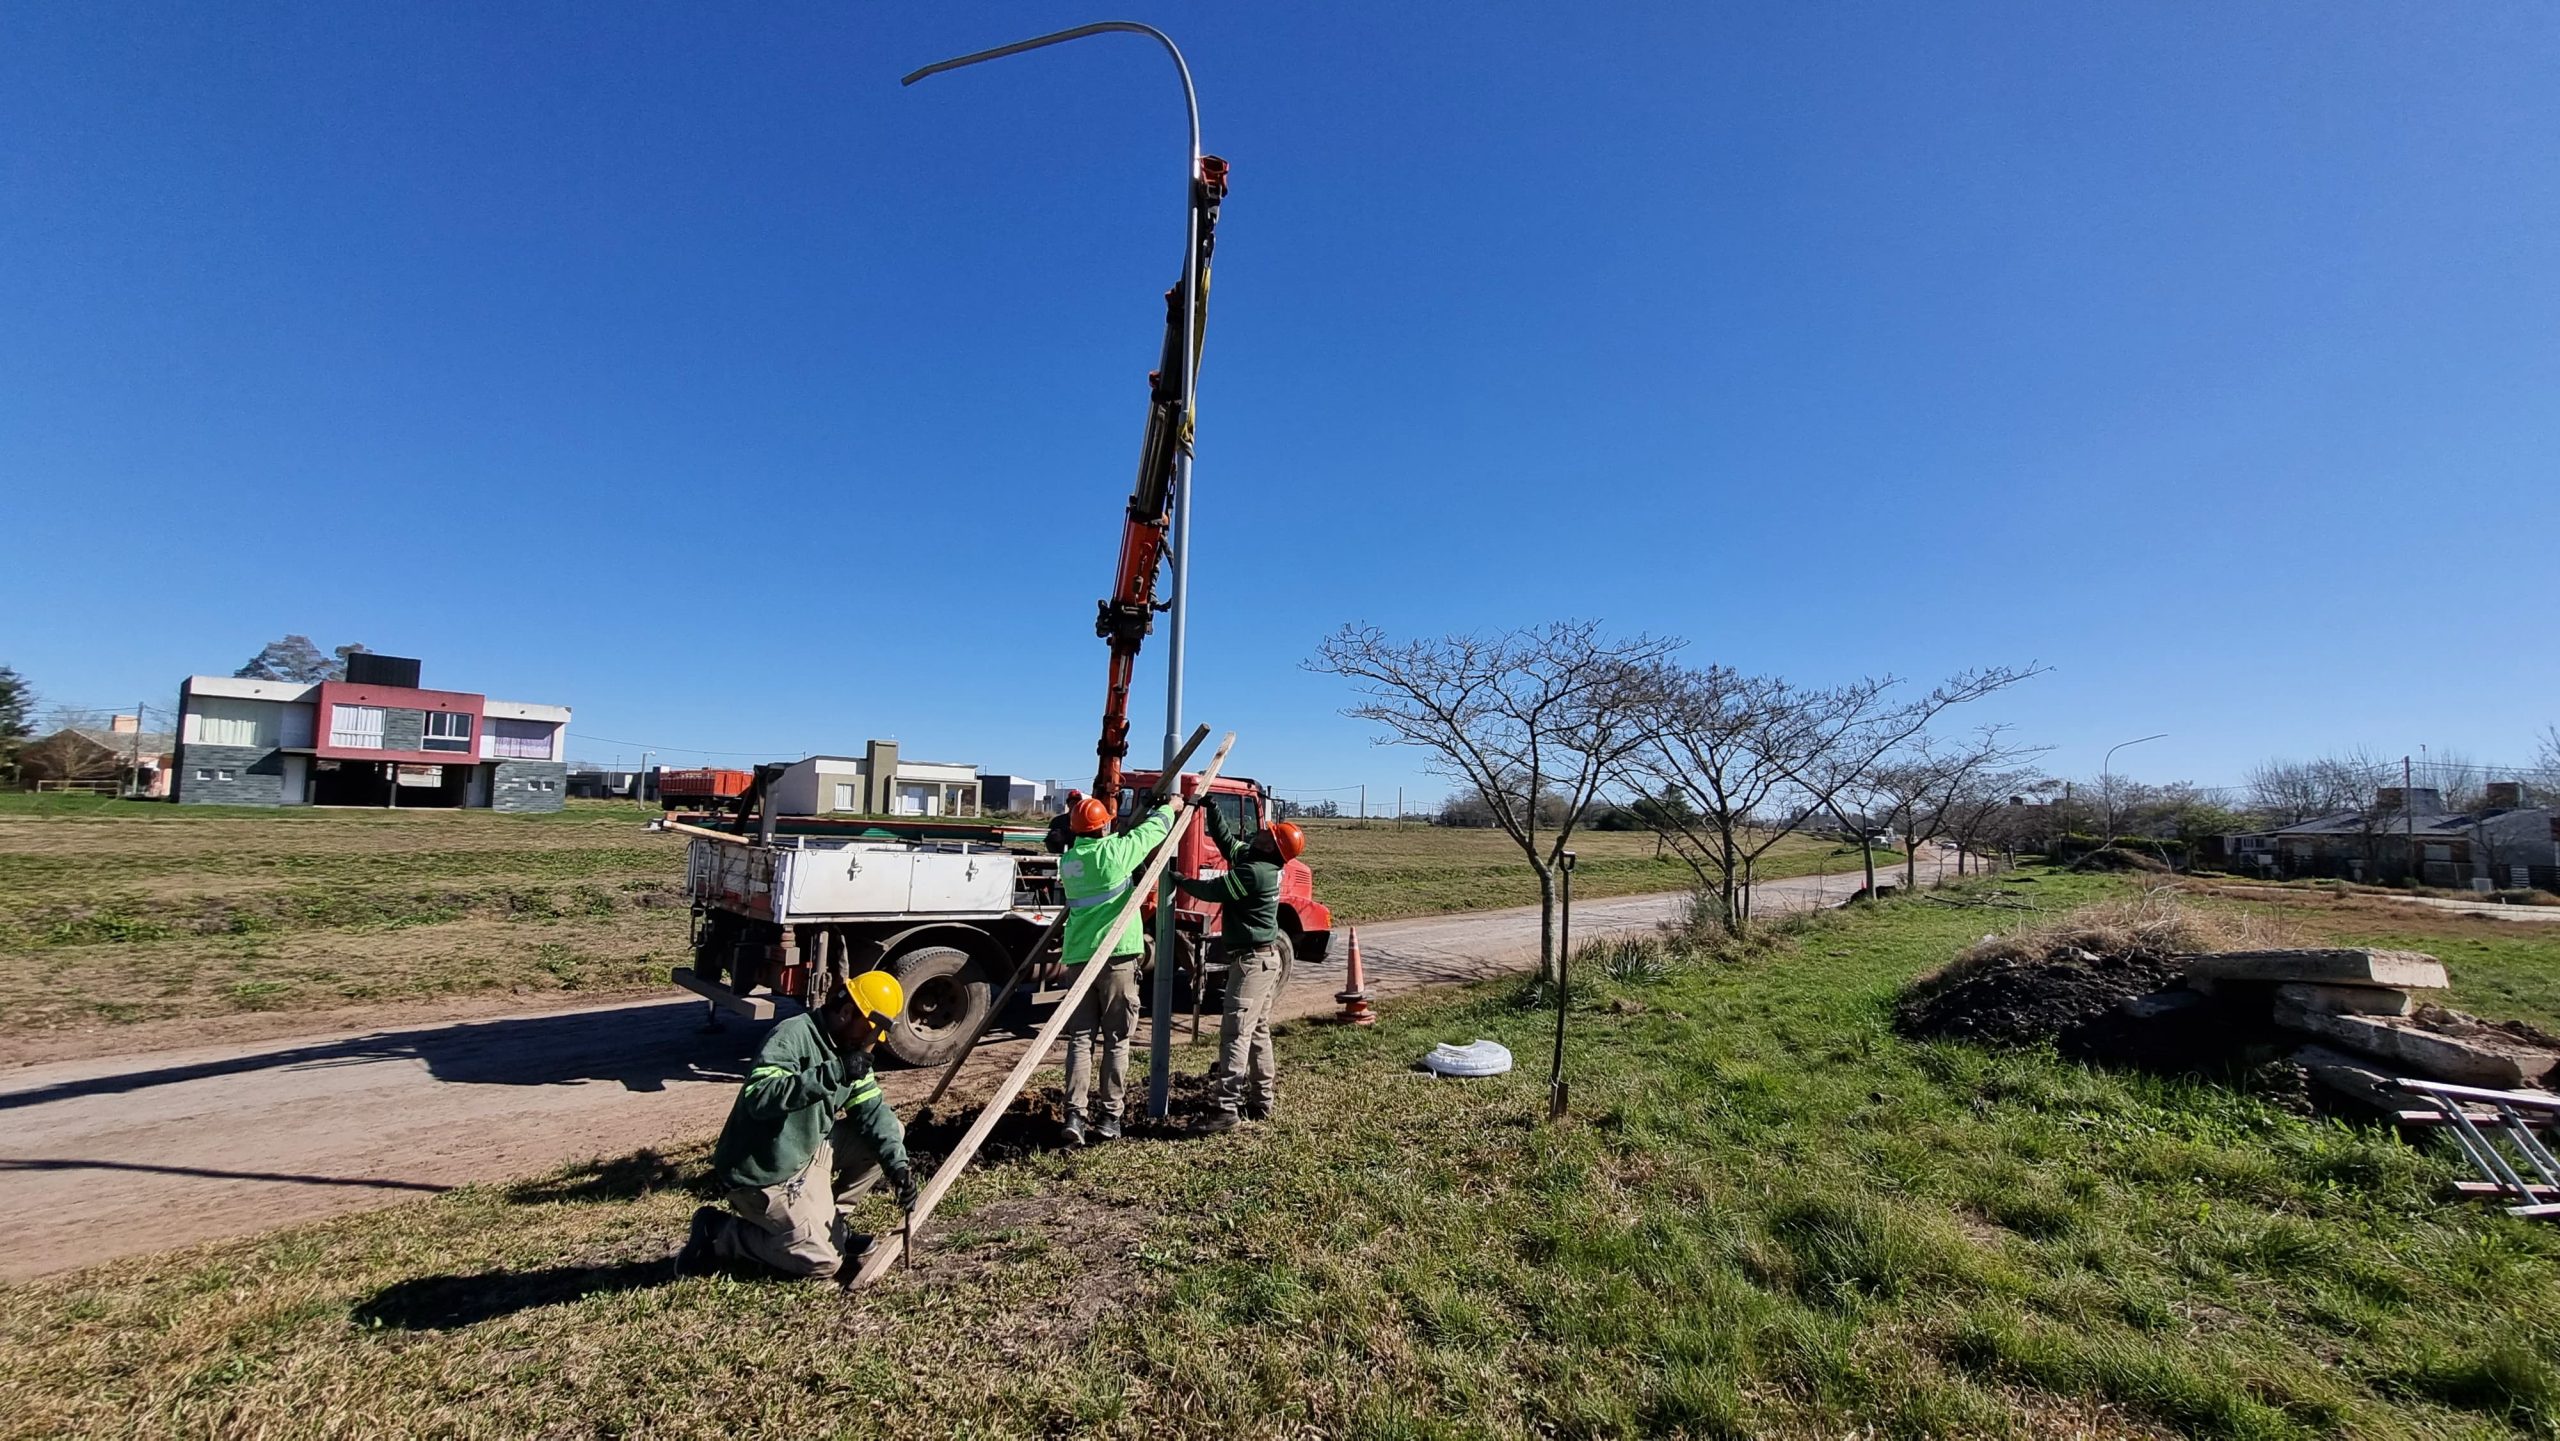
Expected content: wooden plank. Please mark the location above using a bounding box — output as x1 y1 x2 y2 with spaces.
2454 1180 2560 1200
848 731 1236 1290
663 819 747 844
2400 1078 2560 1111
919 911 1060 1110
671 966 777 1020
915 724 1209 1111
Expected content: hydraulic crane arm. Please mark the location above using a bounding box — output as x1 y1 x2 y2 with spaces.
1092 154 1228 801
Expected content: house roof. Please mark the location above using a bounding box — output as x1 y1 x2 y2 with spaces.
184 675 319 703
56 728 176 757
2273 807 2544 838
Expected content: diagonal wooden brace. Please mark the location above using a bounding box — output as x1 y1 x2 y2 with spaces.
848 730 1234 1289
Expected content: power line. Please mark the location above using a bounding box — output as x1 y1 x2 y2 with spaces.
566 732 794 759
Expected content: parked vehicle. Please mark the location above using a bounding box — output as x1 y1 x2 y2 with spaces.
673 767 1330 1067
658 767 752 812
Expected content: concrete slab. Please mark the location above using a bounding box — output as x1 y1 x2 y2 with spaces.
2275 982 2415 1017
2275 1005 2560 1089
2185 948 2447 990
2291 1043 2404 1109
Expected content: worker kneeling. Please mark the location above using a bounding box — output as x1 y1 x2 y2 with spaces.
1057 790 1185 1144
1182 815 1307 1131
678 972 916 1281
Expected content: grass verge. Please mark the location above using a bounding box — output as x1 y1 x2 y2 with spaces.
4 869 2555 1438
0 802 1890 1035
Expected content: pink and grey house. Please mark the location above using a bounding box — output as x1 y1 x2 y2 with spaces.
171 655 569 811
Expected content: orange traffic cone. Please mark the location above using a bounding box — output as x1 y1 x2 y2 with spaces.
1336 925 1375 1026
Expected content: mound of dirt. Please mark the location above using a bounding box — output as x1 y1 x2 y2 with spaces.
2070 846 2172 874
1896 945 2184 1050
1896 893 2291 1069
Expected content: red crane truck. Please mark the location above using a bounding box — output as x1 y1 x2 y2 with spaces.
670 146 1333 1067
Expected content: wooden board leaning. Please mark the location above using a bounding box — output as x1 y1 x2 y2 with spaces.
847 729 1236 1289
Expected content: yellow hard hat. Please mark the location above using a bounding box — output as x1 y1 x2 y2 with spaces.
844 971 905 1029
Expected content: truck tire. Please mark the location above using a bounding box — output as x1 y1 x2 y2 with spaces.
881 945 988 1069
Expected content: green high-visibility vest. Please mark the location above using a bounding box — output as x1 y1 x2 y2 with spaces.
1058 804 1175 965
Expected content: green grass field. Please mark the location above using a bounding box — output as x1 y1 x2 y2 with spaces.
5 869 2555 1438
0 796 1880 1037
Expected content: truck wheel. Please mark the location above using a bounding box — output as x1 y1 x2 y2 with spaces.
881 945 988 1069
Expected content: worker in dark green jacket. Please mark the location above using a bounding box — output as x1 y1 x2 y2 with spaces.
1055 790 1185 1144
677 971 915 1280
1178 807 1308 1130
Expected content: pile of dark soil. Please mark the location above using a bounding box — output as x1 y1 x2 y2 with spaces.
1896 945 2183 1051
1895 890 2296 1073
2070 847 2172 874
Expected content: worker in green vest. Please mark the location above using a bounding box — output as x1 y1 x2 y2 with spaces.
1179 811 1308 1131
1056 789 1185 1144
677 971 916 1281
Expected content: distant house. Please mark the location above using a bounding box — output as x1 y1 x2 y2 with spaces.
19 716 174 797
171 654 570 811
977 773 1067 815
2265 784 2558 889
769 741 981 818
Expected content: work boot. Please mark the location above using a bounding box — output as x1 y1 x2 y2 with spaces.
1061 1113 1088 1147
1198 1109 1241 1135
674 1205 723 1277
1246 1101 1275 1123
1095 1114 1122 1142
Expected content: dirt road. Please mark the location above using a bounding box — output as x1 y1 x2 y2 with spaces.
0 856 1961 1281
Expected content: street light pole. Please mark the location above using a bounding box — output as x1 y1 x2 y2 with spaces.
1547 850 1576 1121
904 24 1207 1121
2099 733 2167 847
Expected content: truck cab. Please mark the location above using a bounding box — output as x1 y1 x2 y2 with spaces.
1119 770 1332 968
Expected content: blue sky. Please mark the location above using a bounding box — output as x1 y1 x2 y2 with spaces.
5 4 2554 804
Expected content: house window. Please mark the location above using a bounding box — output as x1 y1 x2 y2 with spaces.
192 697 274 747
489 719 554 760
195 769 212 781
834 783 859 812
944 783 978 817
216 769 234 781
422 712 474 753
330 705 385 749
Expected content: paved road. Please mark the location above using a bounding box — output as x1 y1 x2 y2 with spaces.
0 853 1963 1280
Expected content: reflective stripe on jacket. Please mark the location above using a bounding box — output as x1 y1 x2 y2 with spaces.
1059 804 1176 965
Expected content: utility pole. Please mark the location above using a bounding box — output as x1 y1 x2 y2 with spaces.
904 22 1211 1122
130 699 145 798
2405 753 2417 884
1359 783 1366 822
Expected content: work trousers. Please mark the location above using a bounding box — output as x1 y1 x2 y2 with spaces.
1213 940 1289 1117
709 1125 891 1280
1062 954 1141 1120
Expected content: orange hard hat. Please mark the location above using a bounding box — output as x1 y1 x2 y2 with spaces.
1069 795 1114 836
1266 820 1307 863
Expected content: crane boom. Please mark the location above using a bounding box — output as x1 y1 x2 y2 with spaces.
1092 154 1228 800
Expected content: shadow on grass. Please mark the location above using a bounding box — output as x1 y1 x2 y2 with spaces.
352 1259 671 1330
506 1148 697 1206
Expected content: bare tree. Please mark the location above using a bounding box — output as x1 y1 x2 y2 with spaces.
1311 621 1677 983
1789 665 2048 897
1948 772 2063 868
1619 666 1811 934
1619 666 1968 933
